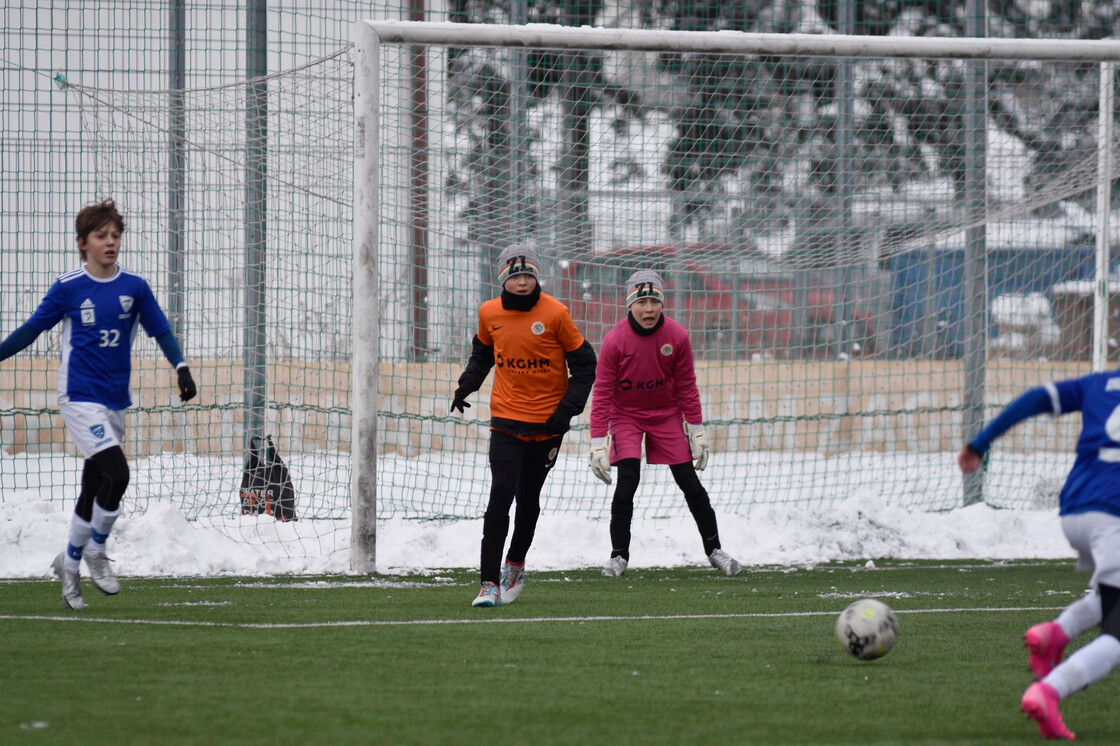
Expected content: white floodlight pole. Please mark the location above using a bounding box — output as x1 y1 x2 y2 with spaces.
351 22 381 573
1094 61 1115 373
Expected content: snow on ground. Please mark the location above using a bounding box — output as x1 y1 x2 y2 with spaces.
0 485 1074 578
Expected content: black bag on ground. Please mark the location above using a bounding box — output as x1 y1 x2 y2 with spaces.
238 435 297 521
239 438 264 515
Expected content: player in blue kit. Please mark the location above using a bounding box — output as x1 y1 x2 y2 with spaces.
0 199 196 610
959 372 1120 740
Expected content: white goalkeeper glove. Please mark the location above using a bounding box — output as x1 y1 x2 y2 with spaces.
589 435 612 485
684 422 710 471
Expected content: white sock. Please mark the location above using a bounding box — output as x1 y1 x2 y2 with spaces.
87 503 122 556
65 515 92 573
1056 589 1102 640
1044 634 1120 698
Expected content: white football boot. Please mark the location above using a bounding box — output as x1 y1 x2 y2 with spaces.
499 560 525 604
84 551 121 595
471 581 502 608
601 556 628 577
708 549 742 577
51 552 86 610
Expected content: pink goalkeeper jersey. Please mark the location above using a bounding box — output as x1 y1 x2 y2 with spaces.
589 314 703 438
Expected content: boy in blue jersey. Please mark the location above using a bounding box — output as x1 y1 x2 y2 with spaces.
0 199 196 610
960 372 1120 740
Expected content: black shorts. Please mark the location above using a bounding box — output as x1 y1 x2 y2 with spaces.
489 428 563 471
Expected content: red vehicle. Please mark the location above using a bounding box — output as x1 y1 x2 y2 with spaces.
554 244 877 360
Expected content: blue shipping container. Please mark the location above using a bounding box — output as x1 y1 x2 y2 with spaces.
889 244 1095 357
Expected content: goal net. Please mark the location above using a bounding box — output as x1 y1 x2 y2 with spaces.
357 23 1119 529
32 22 1119 567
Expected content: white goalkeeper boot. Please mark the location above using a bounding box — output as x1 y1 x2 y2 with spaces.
84 551 121 595
471 581 502 608
499 560 525 604
708 548 742 577
601 556 628 577
51 552 86 610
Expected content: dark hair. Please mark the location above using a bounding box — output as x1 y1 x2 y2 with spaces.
75 199 125 258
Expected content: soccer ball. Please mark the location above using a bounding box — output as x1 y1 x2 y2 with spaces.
835 599 899 660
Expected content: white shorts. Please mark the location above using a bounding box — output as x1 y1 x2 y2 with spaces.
59 401 126 459
1061 511 1120 590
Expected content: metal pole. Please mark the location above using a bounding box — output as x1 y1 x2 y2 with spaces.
559 0 593 264
409 0 429 362
836 0 855 360
1093 61 1114 373
244 1 268 456
168 0 186 343
961 0 988 506
511 0 530 245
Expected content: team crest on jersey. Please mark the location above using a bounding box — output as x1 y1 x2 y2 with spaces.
660 343 673 356
89 424 105 439
1107 377 1120 392
548 447 559 462
119 296 134 313
531 321 546 335
80 299 96 326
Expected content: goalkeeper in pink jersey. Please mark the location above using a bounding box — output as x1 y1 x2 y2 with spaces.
589 269 742 577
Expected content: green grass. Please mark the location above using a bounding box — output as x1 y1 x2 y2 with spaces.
1 559 1116 745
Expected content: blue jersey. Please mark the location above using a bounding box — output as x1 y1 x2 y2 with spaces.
1046 370 1120 519
27 266 172 410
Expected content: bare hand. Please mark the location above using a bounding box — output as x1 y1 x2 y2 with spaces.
957 446 982 473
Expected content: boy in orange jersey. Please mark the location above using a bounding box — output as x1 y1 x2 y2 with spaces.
451 245 596 607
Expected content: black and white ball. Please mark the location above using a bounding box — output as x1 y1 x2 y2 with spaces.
835 599 899 660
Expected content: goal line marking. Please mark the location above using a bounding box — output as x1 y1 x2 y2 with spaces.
0 606 1064 630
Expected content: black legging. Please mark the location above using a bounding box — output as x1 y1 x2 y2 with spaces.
74 446 130 522
609 458 720 560
479 430 562 584
1102 583 1120 640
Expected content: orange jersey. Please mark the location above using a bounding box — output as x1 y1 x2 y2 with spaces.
477 293 585 423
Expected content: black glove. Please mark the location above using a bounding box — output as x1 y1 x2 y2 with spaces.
450 388 471 414
543 409 571 436
177 365 197 402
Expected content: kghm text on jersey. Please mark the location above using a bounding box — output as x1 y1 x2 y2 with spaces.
619 377 667 391
496 353 551 370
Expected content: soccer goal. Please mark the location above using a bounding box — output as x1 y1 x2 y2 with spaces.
49 21 1120 571
352 21 1120 567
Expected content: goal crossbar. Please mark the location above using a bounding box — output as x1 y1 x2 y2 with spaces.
360 20 1120 62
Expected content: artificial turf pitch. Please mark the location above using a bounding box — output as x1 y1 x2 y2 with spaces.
2 559 1116 745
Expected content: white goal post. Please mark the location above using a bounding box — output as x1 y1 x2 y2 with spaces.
352 20 1120 572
